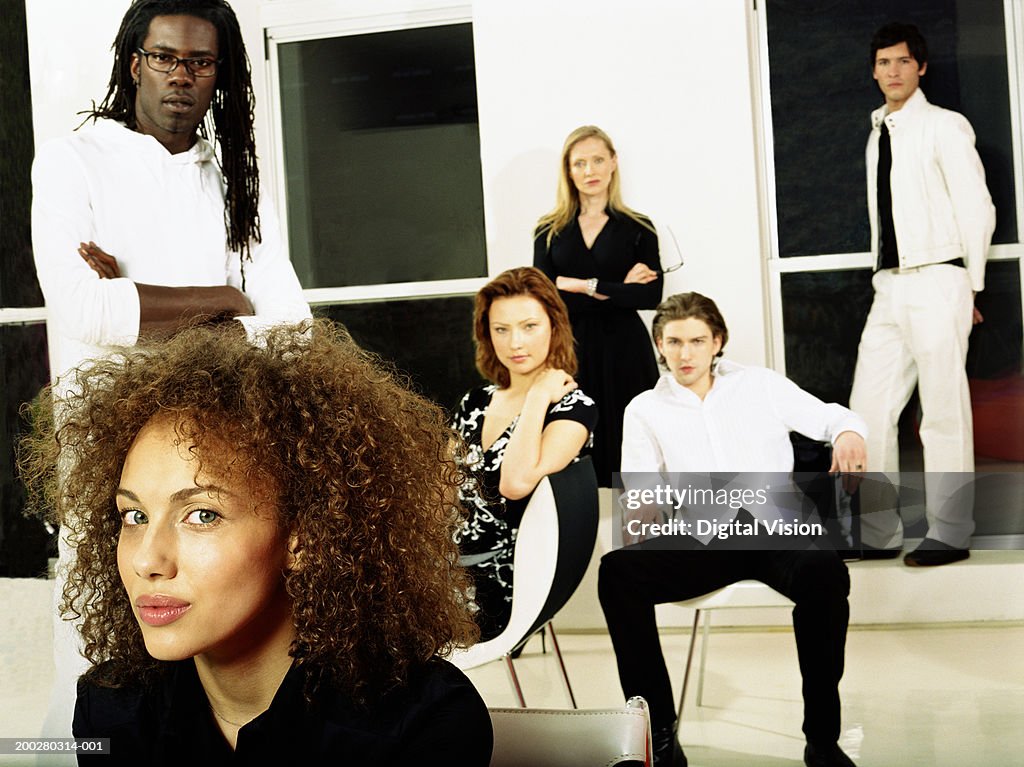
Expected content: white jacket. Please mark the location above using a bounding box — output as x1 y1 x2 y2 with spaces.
866 88 995 292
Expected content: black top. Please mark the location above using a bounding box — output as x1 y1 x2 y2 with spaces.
452 384 596 640
533 209 663 315
533 210 662 486
877 121 899 270
73 658 492 766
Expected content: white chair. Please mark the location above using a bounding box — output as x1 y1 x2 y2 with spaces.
449 457 599 708
673 579 794 722
488 696 652 767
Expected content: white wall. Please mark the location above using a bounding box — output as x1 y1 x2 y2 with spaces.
25 0 771 364
25 0 270 185
472 0 769 365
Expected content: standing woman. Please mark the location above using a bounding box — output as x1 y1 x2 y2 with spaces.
453 267 597 641
534 125 663 487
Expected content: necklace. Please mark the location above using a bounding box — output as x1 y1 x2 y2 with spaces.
208 701 249 728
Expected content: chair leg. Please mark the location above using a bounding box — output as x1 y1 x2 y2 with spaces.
676 608 701 729
696 609 712 707
546 621 578 709
503 654 527 708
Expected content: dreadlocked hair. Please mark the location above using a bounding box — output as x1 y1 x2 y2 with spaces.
84 0 261 279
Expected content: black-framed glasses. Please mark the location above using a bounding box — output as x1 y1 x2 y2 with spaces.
660 225 684 274
137 48 221 78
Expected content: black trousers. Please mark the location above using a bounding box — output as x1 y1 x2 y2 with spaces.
598 541 850 746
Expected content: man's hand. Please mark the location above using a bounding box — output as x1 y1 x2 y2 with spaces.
623 261 658 284
829 430 867 495
972 291 984 325
79 241 121 278
622 502 663 546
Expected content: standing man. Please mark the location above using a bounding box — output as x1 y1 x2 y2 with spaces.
850 22 995 566
31 0 311 744
599 292 865 767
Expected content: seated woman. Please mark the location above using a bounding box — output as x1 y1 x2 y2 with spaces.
453 267 597 641
20 320 492 765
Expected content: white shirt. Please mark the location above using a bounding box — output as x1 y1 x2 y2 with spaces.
620 361 867 540
866 88 995 292
31 119 311 384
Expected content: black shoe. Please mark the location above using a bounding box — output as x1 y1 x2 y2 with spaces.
858 544 902 560
804 742 857 767
904 538 970 567
651 723 687 767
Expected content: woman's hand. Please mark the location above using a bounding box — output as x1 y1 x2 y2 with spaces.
528 368 578 405
499 368 588 500
623 262 658 284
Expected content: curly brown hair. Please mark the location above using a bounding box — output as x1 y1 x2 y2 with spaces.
19 319 478 704
473 267 577 388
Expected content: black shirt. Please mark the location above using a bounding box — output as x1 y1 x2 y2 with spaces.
73 658 492 766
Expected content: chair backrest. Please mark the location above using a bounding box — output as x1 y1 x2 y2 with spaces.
488 696 652 767
448 456 599 668
521 455 599 640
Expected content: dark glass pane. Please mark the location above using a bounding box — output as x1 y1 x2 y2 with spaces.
781 269 874 404
767 0 1016 257
279 24 487 288
0 322 52 577
316 295 482 413
782 262 1021 399
966 260 1023 379
0 0 44 307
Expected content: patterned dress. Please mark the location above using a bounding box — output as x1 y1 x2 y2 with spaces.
452 384 597 640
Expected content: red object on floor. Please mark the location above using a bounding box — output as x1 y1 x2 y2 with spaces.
970 375 1024 462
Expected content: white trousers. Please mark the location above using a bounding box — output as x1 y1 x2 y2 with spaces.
849 265 975 549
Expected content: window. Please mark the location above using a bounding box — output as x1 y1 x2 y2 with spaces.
0 0 50 576
274 21 487 290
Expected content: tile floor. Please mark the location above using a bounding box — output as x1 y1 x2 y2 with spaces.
463 623 1024 767
3 579 1022 766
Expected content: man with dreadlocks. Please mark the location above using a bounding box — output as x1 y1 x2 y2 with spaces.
30 0 310 749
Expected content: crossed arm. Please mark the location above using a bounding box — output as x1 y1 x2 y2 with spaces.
497 369 591 500
78 241 253 338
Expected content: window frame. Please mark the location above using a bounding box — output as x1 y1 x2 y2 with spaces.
262 3 489 308
752 0 1024 375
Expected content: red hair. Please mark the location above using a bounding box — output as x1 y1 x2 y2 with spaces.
473 267 577 387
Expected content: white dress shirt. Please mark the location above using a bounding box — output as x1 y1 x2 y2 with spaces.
31 119 311 384
620 360 867 540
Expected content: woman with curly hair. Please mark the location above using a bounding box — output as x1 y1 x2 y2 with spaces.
453 267 597 641
20 320 491 764
534 125 663 488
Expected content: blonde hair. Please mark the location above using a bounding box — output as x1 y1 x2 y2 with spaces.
535 125 655 247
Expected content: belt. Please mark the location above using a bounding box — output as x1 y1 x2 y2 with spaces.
459 549 503 567
887 257 964 275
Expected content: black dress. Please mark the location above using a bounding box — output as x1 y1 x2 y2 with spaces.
73 658 492 766
452 385 597 641
534 209 662 486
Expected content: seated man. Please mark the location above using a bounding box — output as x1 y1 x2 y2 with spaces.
598 292 865 767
